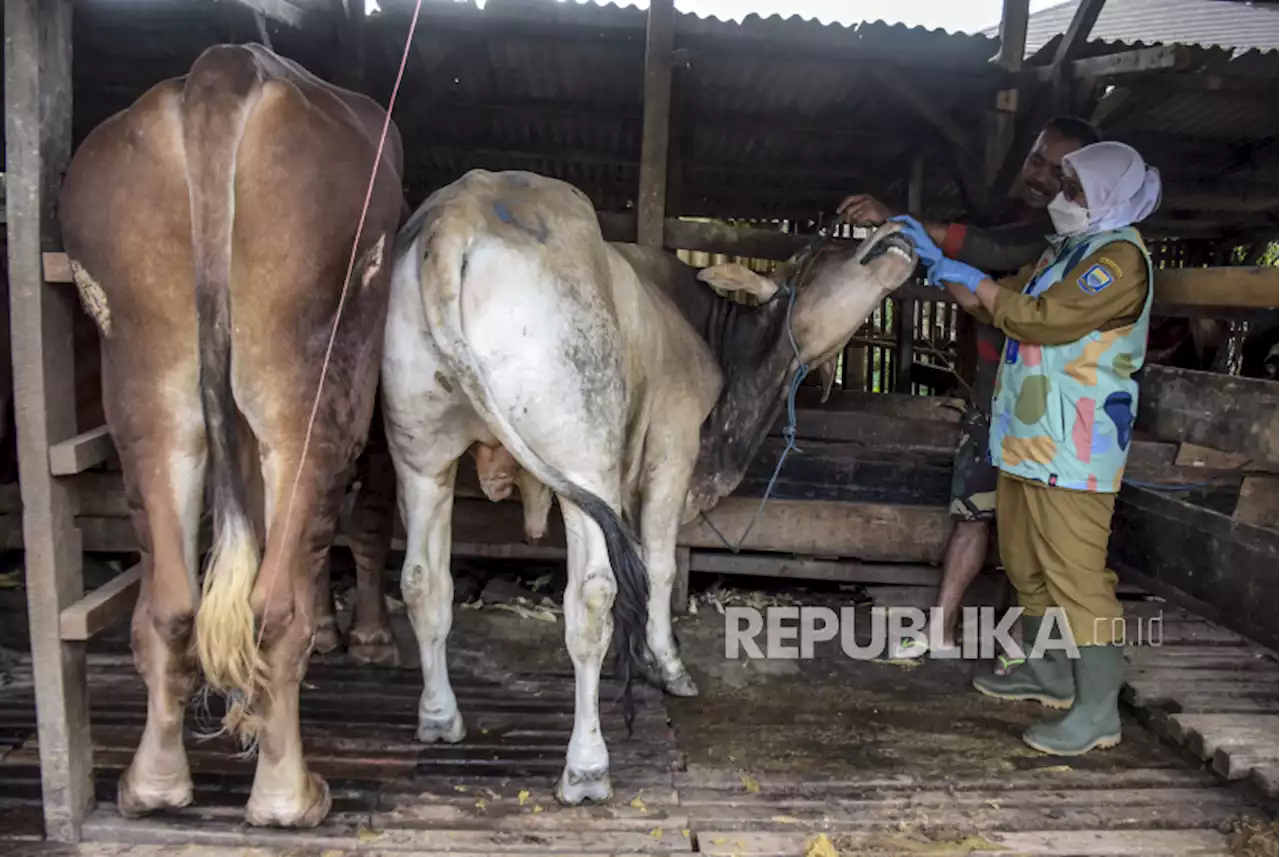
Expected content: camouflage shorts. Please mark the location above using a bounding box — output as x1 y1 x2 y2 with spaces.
949 405 998 522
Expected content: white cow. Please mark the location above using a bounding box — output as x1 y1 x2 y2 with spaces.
380 169 917 803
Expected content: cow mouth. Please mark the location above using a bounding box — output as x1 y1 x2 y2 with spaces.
859 229 916 266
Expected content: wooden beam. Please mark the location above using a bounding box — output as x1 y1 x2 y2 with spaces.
689 551 945 587
1234 476 1279 530
1111 484 1278 651
995 0 1030 70
1025 45 1193 84
1154 266 1280 312
58 564 140 642
48 426 113 476
1136 365 1279 470
682 498 953 562
46 237 1279 313
4 0 94 841
637 0 675 247
225 0 311 29
1051 0 1106 69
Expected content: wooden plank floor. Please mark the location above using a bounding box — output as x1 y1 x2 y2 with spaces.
0 656 691 856
1117 601 1280 804
1 599 1275 856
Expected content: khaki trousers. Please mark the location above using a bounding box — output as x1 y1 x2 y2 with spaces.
995 472 1124 646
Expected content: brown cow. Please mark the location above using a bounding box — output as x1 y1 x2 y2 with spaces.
58 44 404 827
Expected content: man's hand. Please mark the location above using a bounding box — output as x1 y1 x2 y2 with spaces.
838 193 895 226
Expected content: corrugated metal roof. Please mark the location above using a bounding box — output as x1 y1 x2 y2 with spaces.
7 0 1273 240
988 0 1280 54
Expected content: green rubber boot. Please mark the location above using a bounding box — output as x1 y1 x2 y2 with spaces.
1022 644 1124 756
972 615 1074 709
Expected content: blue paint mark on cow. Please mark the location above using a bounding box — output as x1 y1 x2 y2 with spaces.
1103 391 1134 450
493 200 550 244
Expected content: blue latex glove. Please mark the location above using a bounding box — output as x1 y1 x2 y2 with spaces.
888 215 942 267
928 258 987 294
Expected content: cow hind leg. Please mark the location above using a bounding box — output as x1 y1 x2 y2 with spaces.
112 382 206 816
395 435 469 743
639 454 699 698
556 496 619 805
240 452 343 829
347 439 398 666
311 556 342 655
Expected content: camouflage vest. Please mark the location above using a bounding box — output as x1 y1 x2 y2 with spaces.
988 226 1154 493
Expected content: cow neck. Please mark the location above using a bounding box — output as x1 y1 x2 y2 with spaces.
681 250 823 511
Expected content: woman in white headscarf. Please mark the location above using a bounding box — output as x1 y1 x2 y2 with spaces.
889 141 1162 756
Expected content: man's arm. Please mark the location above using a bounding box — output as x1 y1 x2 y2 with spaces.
937 216 1054 274
838 193 1052 275
979 242 1149 346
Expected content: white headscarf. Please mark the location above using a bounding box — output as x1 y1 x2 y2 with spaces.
1062 141 1163 233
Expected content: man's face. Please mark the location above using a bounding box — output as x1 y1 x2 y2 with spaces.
1015 130 1084 209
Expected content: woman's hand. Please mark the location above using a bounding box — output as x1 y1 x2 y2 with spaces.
927 258 988 293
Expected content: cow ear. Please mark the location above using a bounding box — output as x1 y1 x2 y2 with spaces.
697 263 780 302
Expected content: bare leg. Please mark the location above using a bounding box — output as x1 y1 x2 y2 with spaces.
935 520 990 647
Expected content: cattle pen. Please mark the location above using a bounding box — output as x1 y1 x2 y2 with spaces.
2 0 1278 855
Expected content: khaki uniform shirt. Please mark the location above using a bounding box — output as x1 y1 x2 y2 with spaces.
967 240 1150 347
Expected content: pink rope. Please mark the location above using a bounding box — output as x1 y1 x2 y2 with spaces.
253 0 424 658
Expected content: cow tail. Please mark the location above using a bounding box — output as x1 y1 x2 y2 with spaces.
183 48 268 746
406 212 652 735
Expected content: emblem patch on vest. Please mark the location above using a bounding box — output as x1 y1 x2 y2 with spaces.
1077 263 1115 295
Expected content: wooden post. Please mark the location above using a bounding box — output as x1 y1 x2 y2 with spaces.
986 0 1029 187
331 0 366 94
4 0 93 842
671 546 691 615
664 49 690 218
894 153 924 393
637 0 675 247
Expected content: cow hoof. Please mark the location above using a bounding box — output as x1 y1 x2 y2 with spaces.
349 626 398 666
312 620 343 656
245 772 331 828
116 769 193 818
350 640 400 667
663 669 700 698
555 766 612 805
417 710 466 744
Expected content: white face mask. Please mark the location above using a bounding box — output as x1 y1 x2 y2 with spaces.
1048 192 1090 236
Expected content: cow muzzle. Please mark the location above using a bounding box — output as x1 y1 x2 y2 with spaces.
857 222 916 267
